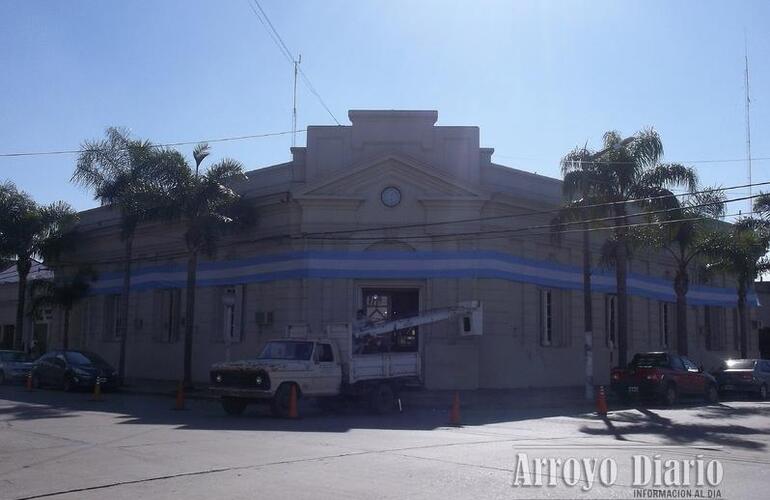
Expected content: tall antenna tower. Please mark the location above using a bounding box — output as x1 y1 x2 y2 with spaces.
292 54 301 147
744 34 752 214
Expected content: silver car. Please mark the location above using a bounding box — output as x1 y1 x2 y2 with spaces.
0 350 33 384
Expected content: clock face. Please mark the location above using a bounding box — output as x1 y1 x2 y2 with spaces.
380 186 401 207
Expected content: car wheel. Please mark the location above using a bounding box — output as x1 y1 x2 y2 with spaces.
221 397 248 416
368 383 395 414
759 384 768 401
705 384 719 404
62 376 73 392
31 373 41 389
271 383 295 418
0 370 5 385
663 384 677 406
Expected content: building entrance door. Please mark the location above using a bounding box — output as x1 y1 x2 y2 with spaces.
359 289 419 353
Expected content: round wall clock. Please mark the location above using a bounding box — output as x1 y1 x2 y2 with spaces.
380 186 402 207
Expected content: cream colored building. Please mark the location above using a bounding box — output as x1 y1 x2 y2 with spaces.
62 110 758 388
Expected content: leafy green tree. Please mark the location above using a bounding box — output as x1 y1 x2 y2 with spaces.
73 128 181 379
571 129 697 367
0 182 77 350
703 214 770 358
29 268 96 349
161 143 253 386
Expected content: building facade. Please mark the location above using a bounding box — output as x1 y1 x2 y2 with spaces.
0 261 60 355
62 110 760 388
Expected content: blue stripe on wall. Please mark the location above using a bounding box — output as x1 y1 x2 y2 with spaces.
89 250 756 307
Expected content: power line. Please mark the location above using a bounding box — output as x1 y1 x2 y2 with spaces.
42 189 770 269
297 179 770 238
0 129 306 159
247 0 341 125
301 192 764 243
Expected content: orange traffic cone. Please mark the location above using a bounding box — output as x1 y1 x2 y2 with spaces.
173 381 185 411
25 373 33 391
596 385 608 416
90 380 103 402
288 384 298 419
449 391 461 426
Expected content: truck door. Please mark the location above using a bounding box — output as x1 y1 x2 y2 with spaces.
314 342 341 395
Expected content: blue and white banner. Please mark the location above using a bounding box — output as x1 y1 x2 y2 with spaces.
89 250 754 307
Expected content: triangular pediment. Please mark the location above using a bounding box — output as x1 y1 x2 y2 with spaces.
295 153 487 199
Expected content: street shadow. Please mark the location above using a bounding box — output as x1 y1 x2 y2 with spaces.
579 406 768 451
695 402 770 419
0 386 594 433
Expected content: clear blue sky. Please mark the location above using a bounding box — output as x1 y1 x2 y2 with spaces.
1 0 768 213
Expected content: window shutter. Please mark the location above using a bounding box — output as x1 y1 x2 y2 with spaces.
152 290 169 343
233 285 245 343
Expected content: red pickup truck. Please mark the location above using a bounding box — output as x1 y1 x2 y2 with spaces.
611 352 719 406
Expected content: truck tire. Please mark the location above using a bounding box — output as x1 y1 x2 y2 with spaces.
368 383 395 414
221 397 248 416
271 383 295 418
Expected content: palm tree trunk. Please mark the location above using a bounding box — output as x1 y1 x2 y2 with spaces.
738 284 748 358
14 257 31 351
63 307 70 349
614 208 629 368
674 266 689 356
183 249 198 387
117 236 133 380
582 225 594 400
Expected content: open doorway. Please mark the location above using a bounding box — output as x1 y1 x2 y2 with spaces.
357 288 419 354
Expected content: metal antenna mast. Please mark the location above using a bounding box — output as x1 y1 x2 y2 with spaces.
745 34 752 213
292 54 301 147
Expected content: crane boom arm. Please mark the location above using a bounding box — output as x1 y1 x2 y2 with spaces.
353 301 481 338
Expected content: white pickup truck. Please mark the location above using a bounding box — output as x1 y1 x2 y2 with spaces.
209 301 482 416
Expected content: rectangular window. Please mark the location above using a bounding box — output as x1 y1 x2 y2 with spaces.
659 302 671 348
540 289 553 346
605 295 617 349
705 306 725 351
221 286 244 344
103 294 121 341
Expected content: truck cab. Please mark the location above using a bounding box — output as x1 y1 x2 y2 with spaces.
210 339 343 416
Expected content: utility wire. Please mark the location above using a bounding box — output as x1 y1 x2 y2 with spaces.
247 0 341 125
0 130 305 158
301 192 764 242
39 190 770 269
297 179 770 238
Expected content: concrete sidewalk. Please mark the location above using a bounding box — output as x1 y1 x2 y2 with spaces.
119 378 595 413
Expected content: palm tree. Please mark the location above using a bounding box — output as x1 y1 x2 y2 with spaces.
580 129 698 367
703 215 770 358
639 189 726 356
29 268 96 349
72 127 180 379
162 143 252 386
0 182 78 350
557 146 608 400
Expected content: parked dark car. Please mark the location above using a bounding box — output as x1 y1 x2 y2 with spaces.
31 350 120 391
713 359 770 400
611 352 719 406
0 350 33 384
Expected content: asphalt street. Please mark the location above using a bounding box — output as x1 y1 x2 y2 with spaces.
0 386 768 500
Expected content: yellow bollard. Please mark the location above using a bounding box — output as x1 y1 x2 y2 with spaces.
90 380 103 402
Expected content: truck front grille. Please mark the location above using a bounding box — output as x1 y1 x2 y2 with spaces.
210 369 270 390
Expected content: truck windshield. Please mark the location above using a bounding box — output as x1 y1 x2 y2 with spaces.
258 341 314 361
